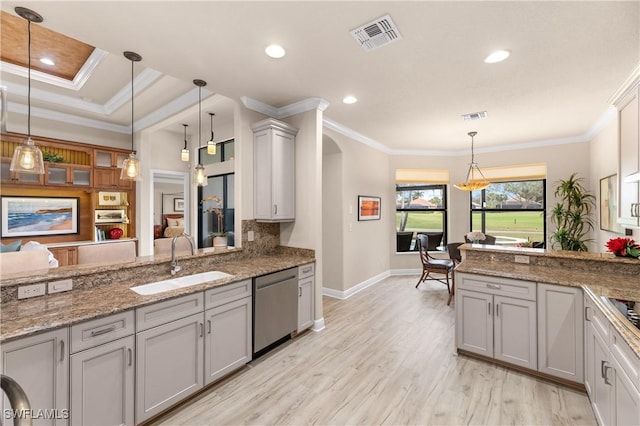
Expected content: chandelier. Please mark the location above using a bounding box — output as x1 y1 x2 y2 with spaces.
454 131 490 191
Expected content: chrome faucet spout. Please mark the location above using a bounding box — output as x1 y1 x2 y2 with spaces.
171 233 196 275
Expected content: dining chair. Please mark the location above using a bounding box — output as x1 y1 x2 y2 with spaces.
415 233 455 305
396 231 413 252
447 242 464 264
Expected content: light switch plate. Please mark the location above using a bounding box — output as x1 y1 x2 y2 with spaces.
514 255 530 264
248 230 255 242
48 279 73 294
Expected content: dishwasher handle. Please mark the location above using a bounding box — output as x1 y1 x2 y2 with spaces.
256 275 297 290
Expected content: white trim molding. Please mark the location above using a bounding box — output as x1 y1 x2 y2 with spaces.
322 270 391 300
312 318 326 332
241 96 330 119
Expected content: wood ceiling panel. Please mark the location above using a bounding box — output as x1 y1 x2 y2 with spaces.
1 11 94 81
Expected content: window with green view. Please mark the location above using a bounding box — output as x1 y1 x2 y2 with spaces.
396 184 447 252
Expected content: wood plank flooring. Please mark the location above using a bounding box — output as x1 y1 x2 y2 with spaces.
152 275 596 425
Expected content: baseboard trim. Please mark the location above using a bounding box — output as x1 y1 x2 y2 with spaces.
322 270 391 300
312 318 325 332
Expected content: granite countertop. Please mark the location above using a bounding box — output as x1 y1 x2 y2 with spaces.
0 252 314 343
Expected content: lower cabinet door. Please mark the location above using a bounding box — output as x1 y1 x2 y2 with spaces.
204 296 252 385
585 297 596 398
611 355 640 426
456 290 493 357
1 328 69 426
592 328 613 426
70 336 134 426
494 295 537 370
136 313 204 423
297 277 314 331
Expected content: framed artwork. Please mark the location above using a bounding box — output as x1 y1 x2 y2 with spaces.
98 191 122 206
358 195 381 221
174 198 185 212
600 174 621 233
95 209 127 224
1 196 79 238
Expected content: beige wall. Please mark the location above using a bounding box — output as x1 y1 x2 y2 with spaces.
322 136 344 292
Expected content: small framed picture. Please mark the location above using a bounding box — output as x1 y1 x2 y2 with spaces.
174 198 185 212
98 191 122 206
358 195 381 221
95 209 127 224
600 174 621 233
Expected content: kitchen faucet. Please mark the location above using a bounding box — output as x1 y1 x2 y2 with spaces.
171 233 196 275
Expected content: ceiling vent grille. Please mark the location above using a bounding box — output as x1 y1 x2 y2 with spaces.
351 14 402 52
462 111 489 121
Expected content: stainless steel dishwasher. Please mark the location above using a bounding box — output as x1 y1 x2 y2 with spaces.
253 267 298 355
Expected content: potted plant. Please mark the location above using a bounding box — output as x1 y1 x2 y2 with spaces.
201 195 227 247
550 173 595 251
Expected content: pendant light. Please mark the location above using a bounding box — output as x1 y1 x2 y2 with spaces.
206 113 216 155
193 79 208 187
9 7 45 175
120 51 142 181
181 124 190 162
454 131 491 191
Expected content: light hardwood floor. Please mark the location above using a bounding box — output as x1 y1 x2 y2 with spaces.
153 275 596 425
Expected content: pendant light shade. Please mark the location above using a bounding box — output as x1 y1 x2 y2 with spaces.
181 124 190 162
207 113 216 155
193 79 208 187
10 7 45 175
120 51 142 181
454 131 490 191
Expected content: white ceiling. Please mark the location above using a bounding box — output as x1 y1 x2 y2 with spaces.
1 1 638 152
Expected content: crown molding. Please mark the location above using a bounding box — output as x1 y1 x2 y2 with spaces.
322 117 393 154
136 87 211 131
1 48 108 91
608 63 640 107
241 96 330 119
8 102 128 133
103 69 163 114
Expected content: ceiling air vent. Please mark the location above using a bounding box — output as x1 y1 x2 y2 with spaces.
351 14 402 52
462 111 488 121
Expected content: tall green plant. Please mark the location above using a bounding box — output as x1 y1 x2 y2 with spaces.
550 173 595 251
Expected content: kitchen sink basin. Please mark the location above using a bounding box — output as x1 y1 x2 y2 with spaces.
130 271 234 295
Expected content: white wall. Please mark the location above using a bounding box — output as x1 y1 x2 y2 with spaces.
322 136 344 292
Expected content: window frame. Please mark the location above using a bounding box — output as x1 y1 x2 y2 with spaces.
395 183 448 251
469 179 547 244
198 138 235 164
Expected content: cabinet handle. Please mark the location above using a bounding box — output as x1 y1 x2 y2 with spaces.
128 348 132 366
601 360 607 379
486 283 501 290
585 307 592 322
496 303 499 317
60 340 65 362
200 322 204 338
274 204 278 215
603 364 613 386
208 320 212 335
632 204 636 217
302 267 312 274
91 325 116 337
488 302 492 316
299 287 302 297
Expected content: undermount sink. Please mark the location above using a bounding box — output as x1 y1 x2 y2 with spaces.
130 271 234 295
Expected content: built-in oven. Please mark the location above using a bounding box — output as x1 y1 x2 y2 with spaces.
253 267 298 356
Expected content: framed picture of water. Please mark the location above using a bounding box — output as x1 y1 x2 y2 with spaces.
1 196 79 238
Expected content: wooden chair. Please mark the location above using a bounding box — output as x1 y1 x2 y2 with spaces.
447 242 464 264
415 233 455 305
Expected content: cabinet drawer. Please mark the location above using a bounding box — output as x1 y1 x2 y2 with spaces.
71 310 134 353
136 293 204 332
456 273 536 301
298 263 315 279
610 326 640 393
204 279 252 310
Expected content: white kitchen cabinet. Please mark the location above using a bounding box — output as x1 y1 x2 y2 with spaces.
537 283 584 383
297 263 315 332
136 295 204 424
252 118 298 222
204 296 252 385
70 336 134 426
591 323 613 426
456 273 537 370
69 311 135 426
616 83 640 228
1 328 69 426
610 354 640 426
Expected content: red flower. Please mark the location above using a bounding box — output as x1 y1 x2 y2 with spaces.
606 237 640 258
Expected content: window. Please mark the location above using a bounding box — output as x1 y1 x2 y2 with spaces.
198 173 234 247
199 139 234 165
470 179 546 246
396 184 447 252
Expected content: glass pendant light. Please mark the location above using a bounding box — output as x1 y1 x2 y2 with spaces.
193 79 208 187
206 113 216 155
454 131 491 191
10 7 45 175
181 124 190 162
120 51 142 181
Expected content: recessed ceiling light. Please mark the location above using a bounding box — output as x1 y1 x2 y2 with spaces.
40 57 55 66
484 50 510 64
343 95 358 104
265 44 286 59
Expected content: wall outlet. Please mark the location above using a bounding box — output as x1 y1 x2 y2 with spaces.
48 279 73 294
18 283 46 299
514 255 530 264
248 230 255 242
